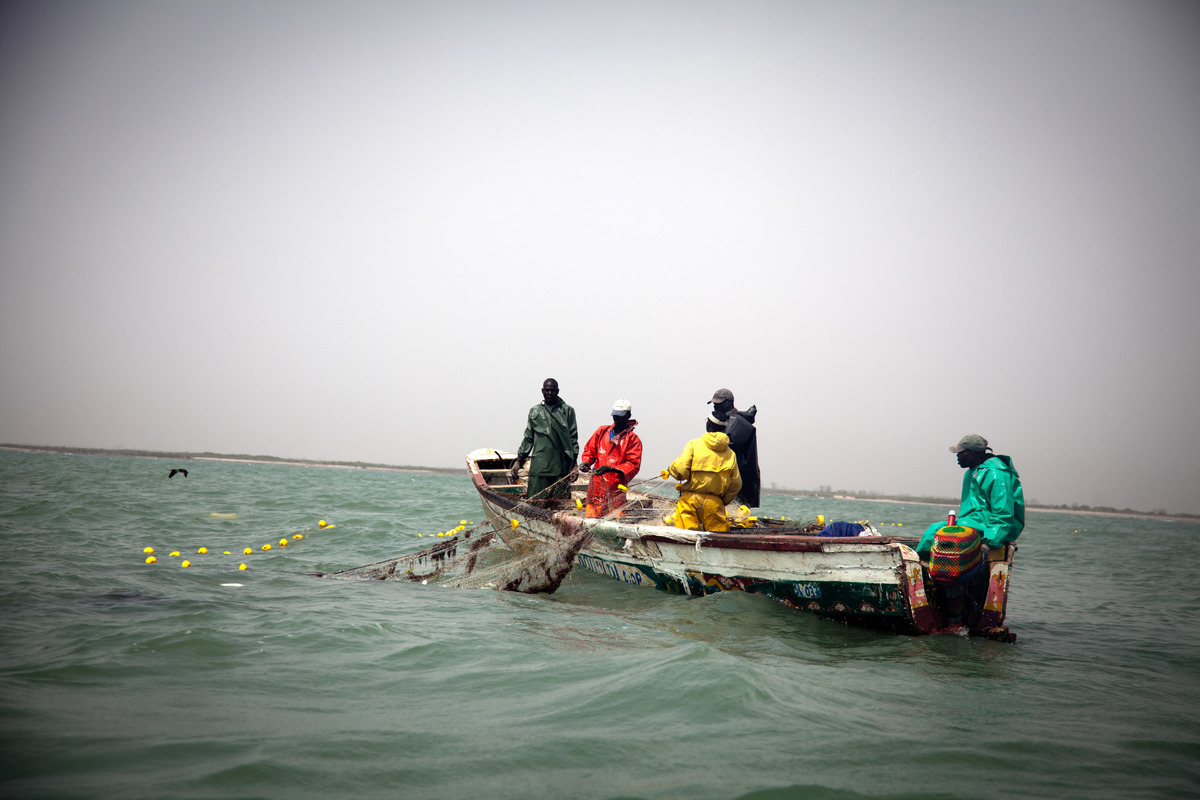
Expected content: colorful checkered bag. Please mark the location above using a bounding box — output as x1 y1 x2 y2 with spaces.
928 525 983 583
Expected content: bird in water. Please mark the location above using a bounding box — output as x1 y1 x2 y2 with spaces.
169 468 189 478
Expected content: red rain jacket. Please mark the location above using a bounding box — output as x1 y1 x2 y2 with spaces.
582 421 642 518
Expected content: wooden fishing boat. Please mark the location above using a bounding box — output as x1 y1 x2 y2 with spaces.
466 449 1016 641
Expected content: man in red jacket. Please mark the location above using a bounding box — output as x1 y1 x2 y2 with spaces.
580 399 643 518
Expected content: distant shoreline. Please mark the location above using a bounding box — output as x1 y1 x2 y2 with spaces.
0 444 467 476
772 492 1195 523
4 443 1194 521
761 489 1198 523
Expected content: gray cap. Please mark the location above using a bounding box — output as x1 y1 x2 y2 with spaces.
950 434 989 453
709 388 734 405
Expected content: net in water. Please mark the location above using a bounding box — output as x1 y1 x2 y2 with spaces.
315 520 593 594
317 475 683 594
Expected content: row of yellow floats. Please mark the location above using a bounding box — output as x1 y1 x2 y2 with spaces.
812 513 907 529
416 520 474 538
654 509 907 531
142 519 335 569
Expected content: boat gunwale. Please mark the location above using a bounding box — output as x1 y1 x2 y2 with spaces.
467 454 918 553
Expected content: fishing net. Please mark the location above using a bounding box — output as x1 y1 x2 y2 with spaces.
315 470 808 594
316 471 599 593
314 523 593 593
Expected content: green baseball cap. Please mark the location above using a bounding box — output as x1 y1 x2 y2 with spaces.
950 434 989 453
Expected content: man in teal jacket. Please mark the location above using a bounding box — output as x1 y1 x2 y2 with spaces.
917 434 1025 556
514 378 579 504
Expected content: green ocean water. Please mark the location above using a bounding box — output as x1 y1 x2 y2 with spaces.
1 450 1198 800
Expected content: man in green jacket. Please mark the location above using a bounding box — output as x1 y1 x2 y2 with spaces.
917 434 1025 556
514 378 579 505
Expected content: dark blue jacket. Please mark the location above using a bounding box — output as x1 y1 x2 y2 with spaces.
724 406 760 507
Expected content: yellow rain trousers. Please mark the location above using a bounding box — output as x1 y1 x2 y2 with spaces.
674 491 732 532
667 432 742 532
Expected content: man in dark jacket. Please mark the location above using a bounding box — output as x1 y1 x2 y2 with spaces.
514 378 579 504
709 388 760 507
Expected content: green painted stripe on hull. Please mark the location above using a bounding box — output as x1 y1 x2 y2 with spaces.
575 553 910 619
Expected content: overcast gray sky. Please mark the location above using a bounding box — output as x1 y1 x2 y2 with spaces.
2 1 1198 514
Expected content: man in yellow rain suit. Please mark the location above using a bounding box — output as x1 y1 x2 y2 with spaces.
665 417 742 531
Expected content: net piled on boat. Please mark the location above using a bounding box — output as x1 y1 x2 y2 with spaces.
316 470 669 593
316 472 815 594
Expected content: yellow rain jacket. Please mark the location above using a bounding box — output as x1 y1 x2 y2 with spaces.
668 432 742 505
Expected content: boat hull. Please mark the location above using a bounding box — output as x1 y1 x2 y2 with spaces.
466 449 1014 640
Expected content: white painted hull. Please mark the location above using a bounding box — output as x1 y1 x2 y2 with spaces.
466 448 1015 639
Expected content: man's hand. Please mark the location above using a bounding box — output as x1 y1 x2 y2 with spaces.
579 462 592 473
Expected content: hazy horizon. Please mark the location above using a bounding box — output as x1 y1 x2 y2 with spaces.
2 1 1198 514
3 441 1194 517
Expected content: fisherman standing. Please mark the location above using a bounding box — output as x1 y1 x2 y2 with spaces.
917 434 1025 556
709 388 760 507
664 416 742 531
580 399 642 518
513 378 579 506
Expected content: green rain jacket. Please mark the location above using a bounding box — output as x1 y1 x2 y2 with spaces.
917 455 1025 554
517 401 579 477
